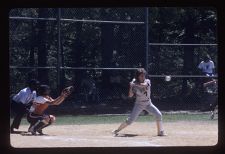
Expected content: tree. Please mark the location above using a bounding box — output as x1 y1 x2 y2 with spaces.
100 8 114 88
181 9 196 94
27 20 36 81
9 8 217 107
71 22 84 90
37 8 49 84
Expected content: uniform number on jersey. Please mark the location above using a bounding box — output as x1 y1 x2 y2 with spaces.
144 91 147 97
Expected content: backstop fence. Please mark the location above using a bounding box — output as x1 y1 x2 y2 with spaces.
9 8 218 112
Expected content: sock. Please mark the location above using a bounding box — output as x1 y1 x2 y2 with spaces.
117 122 129 132
156 120 164 133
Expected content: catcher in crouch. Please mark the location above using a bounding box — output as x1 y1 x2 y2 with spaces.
27 85 73 135
112 68 166 136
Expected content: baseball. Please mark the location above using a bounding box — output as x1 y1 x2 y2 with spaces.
165 75 171 81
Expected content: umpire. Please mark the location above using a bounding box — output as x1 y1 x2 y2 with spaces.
10 79 40 133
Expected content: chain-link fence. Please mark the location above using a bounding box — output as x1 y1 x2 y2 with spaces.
9 8 217 113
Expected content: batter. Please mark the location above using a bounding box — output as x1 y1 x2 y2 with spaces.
112 68 166 136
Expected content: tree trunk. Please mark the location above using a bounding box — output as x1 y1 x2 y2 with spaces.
101 23 114 88
181 11 195 95
72 22 83 91
152 9 162 75
37 8 49 84
130 25 145 68
60 39 65 88
115 24 124 67
28 21 35 81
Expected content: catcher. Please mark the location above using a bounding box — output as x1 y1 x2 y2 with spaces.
27 85 73 135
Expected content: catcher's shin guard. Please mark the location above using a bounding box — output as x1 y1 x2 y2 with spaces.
38 120 53 131
36 123 51 135
36 116 55 134
31 120 48 135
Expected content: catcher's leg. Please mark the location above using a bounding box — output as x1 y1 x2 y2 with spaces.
30 120 48 135
36 115 56 135
30 115 55 135
27 113 42 132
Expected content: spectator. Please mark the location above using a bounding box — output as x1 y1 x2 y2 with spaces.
197 54 216 94
198 54 215 76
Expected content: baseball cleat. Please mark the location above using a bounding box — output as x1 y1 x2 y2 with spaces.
37 129 44 135
10 127 16 134
31 130 37 135
29 126 37 135
28 126 32 132
157 131 167 136
112 130 119 137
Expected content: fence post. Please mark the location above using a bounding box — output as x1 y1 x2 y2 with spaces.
145 7 149 73
57 8 61 93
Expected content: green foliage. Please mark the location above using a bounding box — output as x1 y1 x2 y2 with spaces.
9 8 217 108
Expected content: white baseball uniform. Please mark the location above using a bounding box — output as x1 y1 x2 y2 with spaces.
126 78 162 125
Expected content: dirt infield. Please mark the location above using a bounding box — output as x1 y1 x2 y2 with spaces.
10 121 217 147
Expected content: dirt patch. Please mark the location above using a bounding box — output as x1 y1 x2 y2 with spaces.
10 121 217 147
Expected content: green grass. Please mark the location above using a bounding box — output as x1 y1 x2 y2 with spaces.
11 113 217 126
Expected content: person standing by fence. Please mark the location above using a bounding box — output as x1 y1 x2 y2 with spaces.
198 54 215 77
197 54 216 95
